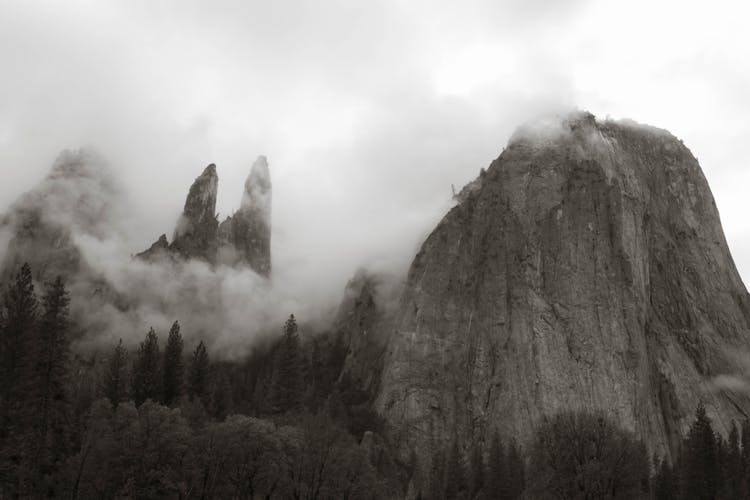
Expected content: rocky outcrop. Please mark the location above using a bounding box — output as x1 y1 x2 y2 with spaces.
0 149 119 283
217 156 272 275
335 270 391 394
375 112 750 484
138 158 272 275
169 164 219 261
134 234 170 262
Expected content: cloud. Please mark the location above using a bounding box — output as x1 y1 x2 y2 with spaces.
72 230 323 358
1 0 750 352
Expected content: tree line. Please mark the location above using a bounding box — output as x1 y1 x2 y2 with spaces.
0 264 392 498
423 404 750 500
653 403 750 500
3 262 750 499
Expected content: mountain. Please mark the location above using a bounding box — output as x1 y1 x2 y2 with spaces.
0 149 124 302
370 112 750 486
170 163 220 261
0 152 273 346
218 156 272 276
137 156 272 276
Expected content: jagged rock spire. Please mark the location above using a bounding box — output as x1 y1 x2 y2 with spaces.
169 164 219 261
137 159 271 275
233 156 272 276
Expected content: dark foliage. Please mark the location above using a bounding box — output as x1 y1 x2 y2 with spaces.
653 404 750 500
162 320 184 406
271 314 303 414
0 270 72 497
187 339 210 406
104 339 128 407
22 276 71 496
0 263 38 418
131 328 161 406
16 263 750 500
527 411 650 499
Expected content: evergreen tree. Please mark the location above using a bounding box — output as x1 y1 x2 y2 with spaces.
684 403 719 500
741 419 750 498
0 266 39 498
187 340 210 406
271 314 303 413
528 411 649 499
24 276 71 496
210 368 234 420
485 431 508 499
0 264 39 495
724 421 742 500
162 321 184 406
309 339 325 411
0 263 38 407
131 328 161 406
445 439 467 500
104 339 128 407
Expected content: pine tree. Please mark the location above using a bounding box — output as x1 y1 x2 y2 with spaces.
445 439 467 500
104 339 128 407
162 321 184 406
0 264 38 500
741 419 750 498
24 276 71 496
131 328 161 406
726 421 742 500
684 403 718 500
486 431 508 499
309 339 324 411
187 340 210 406
210 368 234 420
272 314 303 413
0 263 38 407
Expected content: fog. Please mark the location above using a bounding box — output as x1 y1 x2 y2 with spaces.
1 1 750 352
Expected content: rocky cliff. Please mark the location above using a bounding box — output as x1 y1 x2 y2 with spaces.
170 164 220 261
374 112 750 481
218 156 272 276
138 157 272 275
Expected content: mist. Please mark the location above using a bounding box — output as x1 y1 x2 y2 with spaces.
1 0 750 354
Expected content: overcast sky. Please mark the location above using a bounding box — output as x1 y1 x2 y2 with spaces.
1 0 750 295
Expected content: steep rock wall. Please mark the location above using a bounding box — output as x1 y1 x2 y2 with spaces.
376 113 750 479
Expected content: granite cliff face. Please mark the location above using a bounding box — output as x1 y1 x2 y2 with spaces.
138 157 272 275
334 270 392 394
375 113 750 478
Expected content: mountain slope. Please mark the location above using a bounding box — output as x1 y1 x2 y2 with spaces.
375 112 750 479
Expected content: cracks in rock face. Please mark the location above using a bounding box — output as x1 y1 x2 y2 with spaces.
378 116 750 480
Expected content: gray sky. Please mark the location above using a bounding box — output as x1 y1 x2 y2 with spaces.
1 0 749 297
